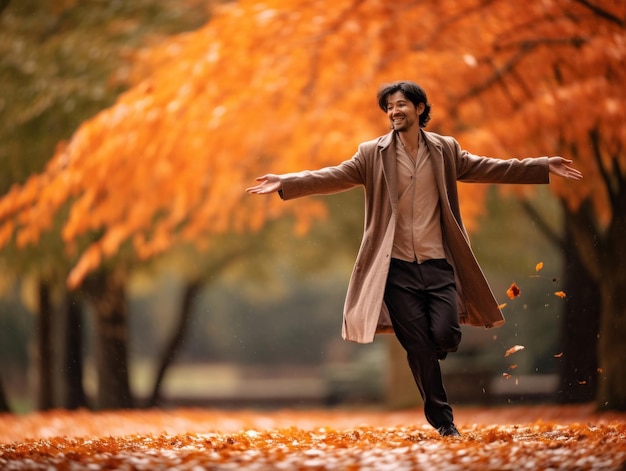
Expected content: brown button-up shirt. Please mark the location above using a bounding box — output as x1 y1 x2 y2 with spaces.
392 138 446 263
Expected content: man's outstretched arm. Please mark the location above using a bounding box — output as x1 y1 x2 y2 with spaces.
548 157 583 181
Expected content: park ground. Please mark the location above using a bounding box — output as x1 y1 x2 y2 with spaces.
0 404 625 470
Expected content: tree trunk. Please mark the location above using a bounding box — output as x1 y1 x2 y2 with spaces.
147 279 202 408
83 269 133 410
519 199 600 403
0 374 10 413
37 280 54 410
63 289 88 409
597 272 626 410
566 190 626 410
596 192 626 410
556 211 600 403
0 0 10 17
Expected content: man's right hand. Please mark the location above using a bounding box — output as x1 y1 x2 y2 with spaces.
245 174 282 195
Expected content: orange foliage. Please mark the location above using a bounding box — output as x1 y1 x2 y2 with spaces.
448 2 625 224
0 407 625 469
0 0 622 286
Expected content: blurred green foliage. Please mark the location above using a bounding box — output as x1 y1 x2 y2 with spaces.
0 0 213 194
0 0 218 410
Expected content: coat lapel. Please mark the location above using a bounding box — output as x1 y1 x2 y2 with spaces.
421 130 446 199
379 131 398 212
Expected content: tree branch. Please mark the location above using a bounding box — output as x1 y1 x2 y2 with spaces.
518 199 563 249
453 48 531 108
572 0 625 27
147 278 203 408
411 0 499 50
495 36 588 52
589 128 617 207
147 240 259 407
452 35 589 113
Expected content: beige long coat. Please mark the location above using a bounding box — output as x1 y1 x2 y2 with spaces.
280 130 549 343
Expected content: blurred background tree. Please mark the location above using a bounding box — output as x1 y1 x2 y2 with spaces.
0 0 219 411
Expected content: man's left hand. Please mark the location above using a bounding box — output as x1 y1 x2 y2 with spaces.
548 157 583 181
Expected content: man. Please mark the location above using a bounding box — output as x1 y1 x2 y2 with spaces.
246 81 582 437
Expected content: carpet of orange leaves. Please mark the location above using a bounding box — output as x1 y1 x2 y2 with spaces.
0 404 624 470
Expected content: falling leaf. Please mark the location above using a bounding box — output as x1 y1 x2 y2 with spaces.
579 381 587 385
508 364 518 370
554 352 564 358
554 291 566 298
505 345 525 357
535 261 544 272
506 283 521 299
502 373 512 379
498 303 507 309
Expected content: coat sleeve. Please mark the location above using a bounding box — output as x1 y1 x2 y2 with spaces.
447 137 550 184
279 145 371 200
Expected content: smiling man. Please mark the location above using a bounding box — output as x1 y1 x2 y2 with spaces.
246 80 582 437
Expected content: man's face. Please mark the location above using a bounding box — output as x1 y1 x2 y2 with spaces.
386 91 424 132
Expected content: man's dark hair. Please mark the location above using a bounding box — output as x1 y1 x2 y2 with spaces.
377 81 432 128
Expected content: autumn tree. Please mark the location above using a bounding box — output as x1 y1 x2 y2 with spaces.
439 0 625 408
0 0 623 409
0 0 215 409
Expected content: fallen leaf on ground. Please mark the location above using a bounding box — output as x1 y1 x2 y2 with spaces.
1 407 624 470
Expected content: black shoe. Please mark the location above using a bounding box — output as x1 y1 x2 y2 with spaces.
436 350 448 360
438 423 461 437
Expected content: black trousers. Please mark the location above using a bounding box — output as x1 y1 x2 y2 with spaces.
384 258 462 429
